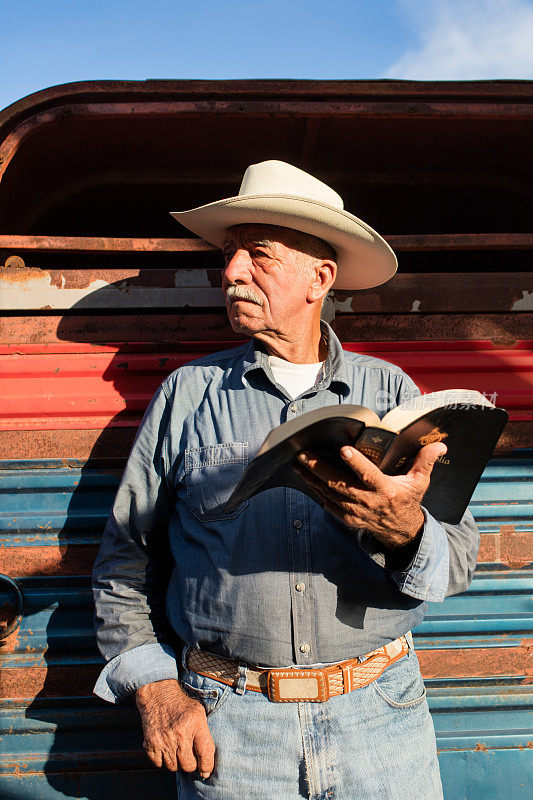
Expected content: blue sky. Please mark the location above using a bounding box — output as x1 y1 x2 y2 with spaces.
1 0 532 112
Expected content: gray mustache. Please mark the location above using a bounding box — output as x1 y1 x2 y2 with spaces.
225 285 264 306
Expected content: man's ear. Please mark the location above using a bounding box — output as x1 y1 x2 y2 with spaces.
307 260 337 302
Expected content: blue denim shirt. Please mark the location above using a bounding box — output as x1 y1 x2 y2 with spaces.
93 322 480 703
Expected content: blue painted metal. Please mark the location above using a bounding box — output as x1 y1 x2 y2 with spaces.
0 687 530 799
1 571 531 665
1 459 532 534
1 459 532 797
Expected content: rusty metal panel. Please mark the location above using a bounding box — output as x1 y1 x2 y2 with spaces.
4 424 532 465
332 313 531 344
2 233 533 252
0 428 138 462
0 78 532 800
1 311 530 347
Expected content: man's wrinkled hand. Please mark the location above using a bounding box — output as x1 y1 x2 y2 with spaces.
295 442 447 550
135 679 215 779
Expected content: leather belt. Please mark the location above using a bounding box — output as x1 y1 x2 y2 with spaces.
185 633 411 703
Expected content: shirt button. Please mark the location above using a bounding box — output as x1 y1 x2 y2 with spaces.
296 582 306 593
299 643 310 655
290 404 297 413
293 519 302 529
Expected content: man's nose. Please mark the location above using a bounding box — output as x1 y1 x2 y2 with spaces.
222 249 253 286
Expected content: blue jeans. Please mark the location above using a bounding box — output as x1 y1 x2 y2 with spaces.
177 642 443 800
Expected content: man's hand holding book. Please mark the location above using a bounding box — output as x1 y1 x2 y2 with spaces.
295 441 447 551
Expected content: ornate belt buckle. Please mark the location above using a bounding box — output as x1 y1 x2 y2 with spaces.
267 668 329 703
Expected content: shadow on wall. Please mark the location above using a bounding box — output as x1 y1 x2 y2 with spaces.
19 275 185 800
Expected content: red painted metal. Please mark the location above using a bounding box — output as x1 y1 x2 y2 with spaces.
1 341 530 431
1 339 530 355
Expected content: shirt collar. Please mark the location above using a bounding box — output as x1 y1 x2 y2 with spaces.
241 320 350 395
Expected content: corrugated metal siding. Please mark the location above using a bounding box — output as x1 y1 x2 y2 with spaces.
1 80 532 799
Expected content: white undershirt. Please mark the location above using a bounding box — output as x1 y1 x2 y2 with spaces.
268 355 324 400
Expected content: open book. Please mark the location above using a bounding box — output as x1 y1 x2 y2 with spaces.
223 390 508 523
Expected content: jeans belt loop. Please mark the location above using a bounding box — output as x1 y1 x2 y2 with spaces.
235 663 247 695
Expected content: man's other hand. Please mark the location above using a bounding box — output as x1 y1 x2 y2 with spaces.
135 679 215 779
295 442 447 550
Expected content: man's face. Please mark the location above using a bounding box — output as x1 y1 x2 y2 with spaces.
221 224 316 339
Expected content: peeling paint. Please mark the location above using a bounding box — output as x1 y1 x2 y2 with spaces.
0 275 113 310
0 280 225 310
321 293 336 323
334 296 354 314
0 266 53 290
512 290 533 310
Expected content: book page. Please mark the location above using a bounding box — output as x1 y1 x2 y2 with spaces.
380 389 496 434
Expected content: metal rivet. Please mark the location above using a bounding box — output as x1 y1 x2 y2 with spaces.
299 642 310 654
4 255 25 269
296 582 306 593
293 519 302 529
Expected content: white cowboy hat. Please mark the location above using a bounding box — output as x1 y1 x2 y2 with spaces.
170 160 397 290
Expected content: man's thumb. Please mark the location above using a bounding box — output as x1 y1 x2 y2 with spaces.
408 442 447 484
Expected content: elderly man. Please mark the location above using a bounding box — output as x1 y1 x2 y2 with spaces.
92 161 480 800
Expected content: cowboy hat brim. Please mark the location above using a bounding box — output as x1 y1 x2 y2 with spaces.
170 193 397 290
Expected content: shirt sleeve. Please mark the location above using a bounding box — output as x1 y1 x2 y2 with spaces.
93 643 179 704
92 381 181 703
383 372 481 603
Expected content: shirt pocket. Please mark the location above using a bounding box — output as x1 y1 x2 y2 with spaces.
184 442 249 521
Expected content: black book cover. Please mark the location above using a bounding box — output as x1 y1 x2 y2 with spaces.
223 400 508 524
